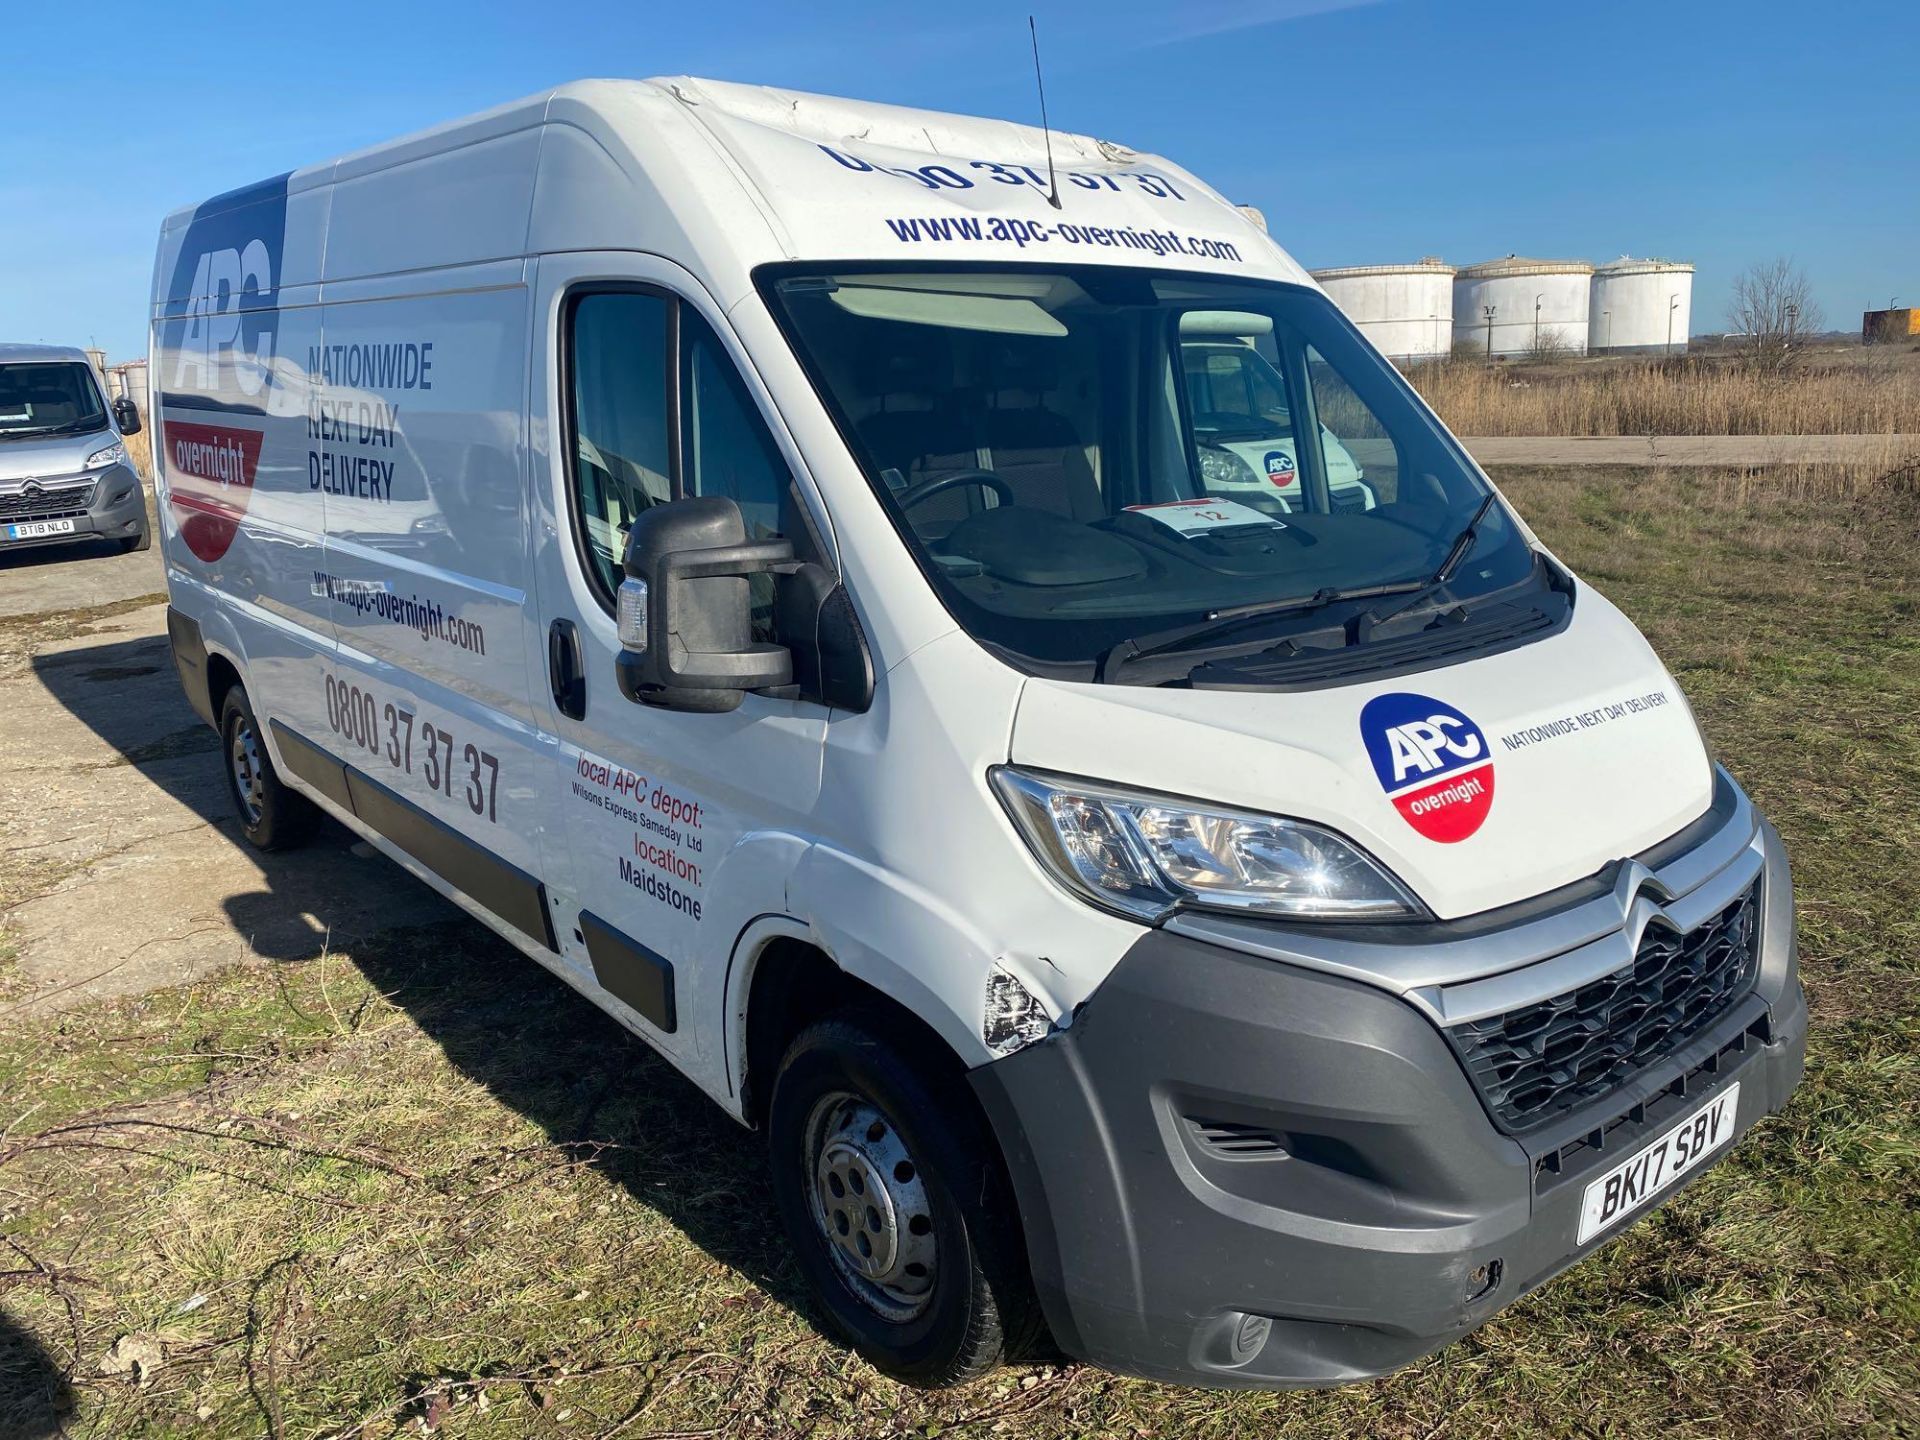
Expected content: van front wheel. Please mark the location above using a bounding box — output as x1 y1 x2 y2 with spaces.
220 687 318 851
767 1011 1041 1387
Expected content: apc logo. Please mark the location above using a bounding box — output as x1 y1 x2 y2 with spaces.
1263 449 1296 488
1359 691 1495 843
156 174 288 563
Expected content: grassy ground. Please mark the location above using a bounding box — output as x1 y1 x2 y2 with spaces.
2 466 1917 1439
1405 347 1920 437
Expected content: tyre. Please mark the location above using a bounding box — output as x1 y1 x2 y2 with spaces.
219 685 319 851
767 1008 1043 1386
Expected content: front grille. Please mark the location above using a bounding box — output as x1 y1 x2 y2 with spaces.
0 483 93 520
1447 883 1761 1132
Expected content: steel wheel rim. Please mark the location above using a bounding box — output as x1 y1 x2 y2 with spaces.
230 716 265 825
803 1090 937 1323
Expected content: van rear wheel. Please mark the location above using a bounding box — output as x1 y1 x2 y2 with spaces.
767 1009 1042 1387
220 687 319 851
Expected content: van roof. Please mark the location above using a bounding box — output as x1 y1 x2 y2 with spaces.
154 78 1304 316
0 343 91 365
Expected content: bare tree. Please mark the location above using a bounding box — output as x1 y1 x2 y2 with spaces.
1523 326 1573 364
1726 258 1824 373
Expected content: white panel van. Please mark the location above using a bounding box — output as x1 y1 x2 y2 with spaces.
0 343 150 555
150 78 1806 1389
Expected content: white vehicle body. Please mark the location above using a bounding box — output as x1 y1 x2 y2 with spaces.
151 78 1805 1390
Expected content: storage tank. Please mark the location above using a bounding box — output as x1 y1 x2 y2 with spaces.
1451 256 1594 358
1590 258 1694 355
1309 259 1455 361
109 359 150 413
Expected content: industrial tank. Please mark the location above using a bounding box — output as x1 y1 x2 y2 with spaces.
1452 257 1594 358
1589 258 1694 355
1309 259 1455 361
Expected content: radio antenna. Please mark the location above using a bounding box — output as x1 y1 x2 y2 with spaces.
1028 16 1063 210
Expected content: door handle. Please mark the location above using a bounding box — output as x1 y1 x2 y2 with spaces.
549 618 586 721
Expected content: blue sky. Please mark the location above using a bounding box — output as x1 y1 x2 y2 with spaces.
4 0 1913 359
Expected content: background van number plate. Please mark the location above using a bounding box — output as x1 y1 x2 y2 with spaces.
8 519 76 539
1577 1083 1739 1245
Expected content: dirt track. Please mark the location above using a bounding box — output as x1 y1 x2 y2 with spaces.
1454 433 1916 465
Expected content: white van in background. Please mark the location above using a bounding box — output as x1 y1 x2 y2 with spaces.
0 344 150 555
151 78 1805 1390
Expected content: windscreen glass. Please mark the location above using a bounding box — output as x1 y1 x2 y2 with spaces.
0 363 108 438
763 268 1535 668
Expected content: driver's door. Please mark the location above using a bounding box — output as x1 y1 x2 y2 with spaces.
527 254 827 1087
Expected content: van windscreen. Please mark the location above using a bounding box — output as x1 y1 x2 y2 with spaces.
0 362 108 438
763 267 1541 676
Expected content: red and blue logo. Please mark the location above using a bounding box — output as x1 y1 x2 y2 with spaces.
1360 692 1495 843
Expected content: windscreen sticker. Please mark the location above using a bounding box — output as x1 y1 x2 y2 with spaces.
1263 450 1296 488
1361 692 1495 843
1124 498 1284 536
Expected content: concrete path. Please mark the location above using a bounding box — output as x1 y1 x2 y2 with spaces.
0 534 166 617
0 597 457 1017
1455 434 1918 467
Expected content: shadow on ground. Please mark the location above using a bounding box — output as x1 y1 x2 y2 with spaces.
0 538 127 572
0 1307 73 1440
25 633 817 1336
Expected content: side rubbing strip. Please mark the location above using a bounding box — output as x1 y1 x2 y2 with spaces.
344 768 559 951
581 911 677 1033
269 720 354 812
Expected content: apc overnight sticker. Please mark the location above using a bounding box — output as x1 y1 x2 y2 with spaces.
1360 691 1495 843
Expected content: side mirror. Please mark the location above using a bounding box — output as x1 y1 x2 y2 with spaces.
112 396 142 436
615 496 795 713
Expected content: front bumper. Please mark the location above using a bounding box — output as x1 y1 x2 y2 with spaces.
0 463 146 551
971 798 1807 1389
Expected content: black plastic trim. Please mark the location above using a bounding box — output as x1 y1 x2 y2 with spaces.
580 910 677 1033
268 719 353 812
166 606 216 729
971 914 1807 1389
269 720 556 951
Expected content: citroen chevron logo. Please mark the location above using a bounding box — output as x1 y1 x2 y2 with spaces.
1612 859 1678 951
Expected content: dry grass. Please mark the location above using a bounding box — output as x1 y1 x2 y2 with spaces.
123 426 153 482
1407 348 1920 437
2 465 1918 1437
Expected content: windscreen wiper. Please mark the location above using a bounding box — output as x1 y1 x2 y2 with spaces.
1353 493 1499 636
1097 578 1429 683
1096 494 1504 684
1 419 99 439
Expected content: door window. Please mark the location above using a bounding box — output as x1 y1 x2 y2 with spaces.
564 291 801 622
1305 345 1400 507
567 291 672 596
681 312 789 542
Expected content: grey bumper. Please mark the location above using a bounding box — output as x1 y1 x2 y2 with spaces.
0 464 146 550
971 803 1807 1389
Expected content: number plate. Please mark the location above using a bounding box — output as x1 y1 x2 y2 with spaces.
1577 1083 1739 1245
7 518 76 539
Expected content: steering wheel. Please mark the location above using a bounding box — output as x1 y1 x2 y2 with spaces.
897 468 1018 513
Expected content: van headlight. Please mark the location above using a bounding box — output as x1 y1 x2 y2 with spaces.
1197 445 1259 491
85 441 127 470
990 767 1423 923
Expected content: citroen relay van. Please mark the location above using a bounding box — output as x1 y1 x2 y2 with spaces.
151 78 1806 1390
0 344 150 555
